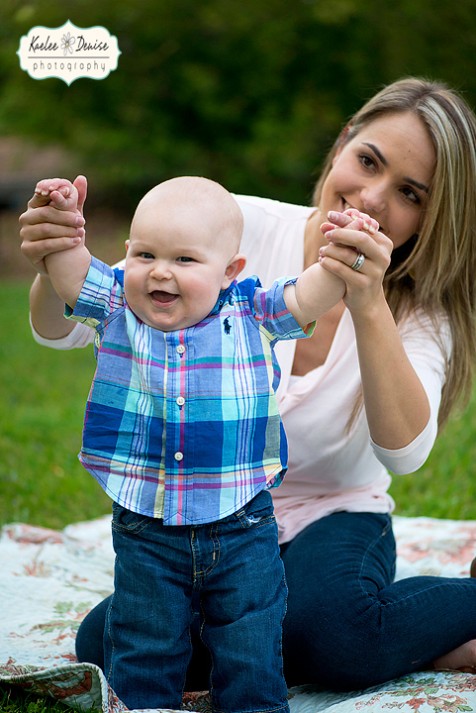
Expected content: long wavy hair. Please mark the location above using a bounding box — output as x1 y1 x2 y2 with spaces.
313 77 476 428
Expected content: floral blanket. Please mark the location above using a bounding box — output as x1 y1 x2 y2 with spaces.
1 515 476 713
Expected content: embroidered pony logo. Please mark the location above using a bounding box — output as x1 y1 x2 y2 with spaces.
223 317 231 335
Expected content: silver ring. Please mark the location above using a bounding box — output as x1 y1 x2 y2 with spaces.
350 252 365 271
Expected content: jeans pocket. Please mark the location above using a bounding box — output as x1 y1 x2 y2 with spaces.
235 490 276 529
111 501 152 535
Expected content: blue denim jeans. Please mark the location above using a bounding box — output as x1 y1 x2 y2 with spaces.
104 490 289 713
77 511 476 692
280 511 476 689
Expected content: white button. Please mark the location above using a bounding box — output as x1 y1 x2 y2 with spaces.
174 451 184 461
176 345 186 354
176 396 185 406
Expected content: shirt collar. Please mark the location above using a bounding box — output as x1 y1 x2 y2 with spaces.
209 281 237 316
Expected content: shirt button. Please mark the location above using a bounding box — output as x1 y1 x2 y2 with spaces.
176 345 186 355
174 451 184 461
176 396 185 406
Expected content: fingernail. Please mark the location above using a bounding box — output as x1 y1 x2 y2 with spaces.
327 211 340 221
75 216 85 227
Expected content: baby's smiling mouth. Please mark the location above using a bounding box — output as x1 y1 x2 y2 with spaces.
150 290 178 305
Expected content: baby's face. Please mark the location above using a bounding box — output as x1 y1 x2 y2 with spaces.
124 206 238 331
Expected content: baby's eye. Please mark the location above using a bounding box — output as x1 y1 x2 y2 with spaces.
139 252 155 260
177 256 194 263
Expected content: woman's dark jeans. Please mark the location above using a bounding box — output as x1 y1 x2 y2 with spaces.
76 511 476 691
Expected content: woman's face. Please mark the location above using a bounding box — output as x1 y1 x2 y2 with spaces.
320 111 435 248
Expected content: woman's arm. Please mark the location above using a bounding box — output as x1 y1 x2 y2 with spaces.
352 293 431 449
29 275 76 339
320 211 431 450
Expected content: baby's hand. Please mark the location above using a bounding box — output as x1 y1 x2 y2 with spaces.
342 208 379 235
34 178 79 212
321 209 379 236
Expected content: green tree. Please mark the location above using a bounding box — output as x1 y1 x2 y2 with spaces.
2 0 476 210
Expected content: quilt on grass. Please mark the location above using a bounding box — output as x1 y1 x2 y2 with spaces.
1 515 476 712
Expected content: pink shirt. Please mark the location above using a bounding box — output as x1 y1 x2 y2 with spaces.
32 195 451 544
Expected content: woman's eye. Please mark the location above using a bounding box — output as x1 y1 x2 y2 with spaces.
401 187 420 204
358 153 376 170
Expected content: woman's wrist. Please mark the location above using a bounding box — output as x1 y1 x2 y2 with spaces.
30 273 75 340
347 289 389 327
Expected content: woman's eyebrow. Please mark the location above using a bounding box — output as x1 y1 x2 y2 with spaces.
363 142 387 166
363 142 430 193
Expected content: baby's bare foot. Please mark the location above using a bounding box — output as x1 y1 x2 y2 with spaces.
433 640 476 673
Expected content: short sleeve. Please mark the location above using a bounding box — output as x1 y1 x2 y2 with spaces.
30 315 95 350
252 276 315 341
66 257 124 328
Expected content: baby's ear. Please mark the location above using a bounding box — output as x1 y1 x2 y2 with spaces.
222 253 247 288
125 239 131 252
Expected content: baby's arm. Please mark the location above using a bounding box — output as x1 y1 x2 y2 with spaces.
284 210 378 328
38 179 92 309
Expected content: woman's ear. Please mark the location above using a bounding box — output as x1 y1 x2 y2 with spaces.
222 253 247 288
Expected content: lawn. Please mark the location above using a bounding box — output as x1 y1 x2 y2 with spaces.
0 280 111 529
2 280 476 529
0 689 99 713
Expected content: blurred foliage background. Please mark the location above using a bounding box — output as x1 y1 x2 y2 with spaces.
1 0 476 214
1 0 476 528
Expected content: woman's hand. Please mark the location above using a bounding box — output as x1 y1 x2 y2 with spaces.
319 209 393 315
19 175 88 275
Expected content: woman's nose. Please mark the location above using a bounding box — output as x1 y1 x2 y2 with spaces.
361 182 387 216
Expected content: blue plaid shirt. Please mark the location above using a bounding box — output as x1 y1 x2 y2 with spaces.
69 257 312 525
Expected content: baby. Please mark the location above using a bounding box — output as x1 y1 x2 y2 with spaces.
36 174 375 712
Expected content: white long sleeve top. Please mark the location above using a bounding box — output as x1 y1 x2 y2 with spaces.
31 195 452 544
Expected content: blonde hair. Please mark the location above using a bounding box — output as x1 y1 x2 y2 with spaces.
314 78 476 428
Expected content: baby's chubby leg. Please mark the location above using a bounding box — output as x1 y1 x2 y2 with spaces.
34 178 79 213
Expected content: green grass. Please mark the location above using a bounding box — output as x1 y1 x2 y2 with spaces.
0 688 100 713
390 389 476 519
0 280 111 529
1 280 476 529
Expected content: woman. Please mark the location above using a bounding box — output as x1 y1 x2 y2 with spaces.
19 77 476 691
